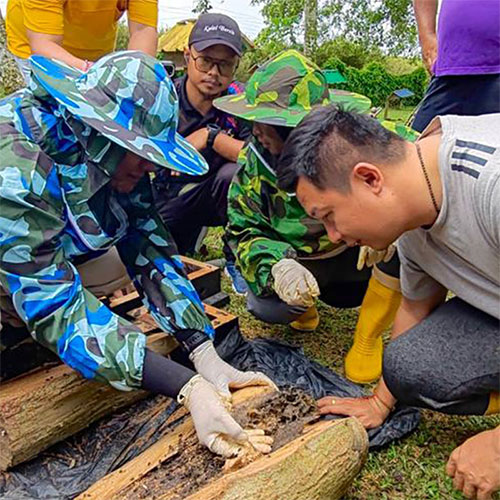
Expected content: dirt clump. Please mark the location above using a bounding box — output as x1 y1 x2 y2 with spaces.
122 386 317 499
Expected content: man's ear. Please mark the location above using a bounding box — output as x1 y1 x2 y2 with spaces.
352 162 383 194
184 47 190 65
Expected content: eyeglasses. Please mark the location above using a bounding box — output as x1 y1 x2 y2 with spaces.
189 52 238 77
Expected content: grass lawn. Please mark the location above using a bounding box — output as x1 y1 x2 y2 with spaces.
201 227 499 500
380 105 416 126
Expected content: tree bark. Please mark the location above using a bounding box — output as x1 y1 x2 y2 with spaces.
304 0 318 57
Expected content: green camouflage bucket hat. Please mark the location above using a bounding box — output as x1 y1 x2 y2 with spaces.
29 51 208 175
213 49 371 127
380 119 420 142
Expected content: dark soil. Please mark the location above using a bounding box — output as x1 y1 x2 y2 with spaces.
123 386 317 499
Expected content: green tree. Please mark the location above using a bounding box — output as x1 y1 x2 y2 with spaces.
193 0 213 13
115 21 130 51
315 37 384 68
0 10 24 96
252 0 418 59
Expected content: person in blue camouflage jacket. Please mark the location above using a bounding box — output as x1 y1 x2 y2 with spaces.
0 51 274 457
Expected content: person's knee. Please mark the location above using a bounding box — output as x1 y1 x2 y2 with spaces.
246 292 302 324
213 163 239 192
382 335 428 406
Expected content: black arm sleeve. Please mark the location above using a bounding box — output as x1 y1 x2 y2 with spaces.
141 349 196 398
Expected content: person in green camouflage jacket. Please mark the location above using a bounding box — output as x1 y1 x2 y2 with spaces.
215 49 419 384
0 51 274 457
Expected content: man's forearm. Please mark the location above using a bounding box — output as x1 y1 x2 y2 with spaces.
128 26 158 57
413 0 438 41
372 300 418 412
27 32 87 70
374 289 448 408
142 349 195 397
213 133 244 162
391 289 447 339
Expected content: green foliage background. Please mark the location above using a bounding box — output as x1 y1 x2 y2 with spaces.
323 58 428 106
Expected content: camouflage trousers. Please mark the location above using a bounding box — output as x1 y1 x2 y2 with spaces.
0 248 132 381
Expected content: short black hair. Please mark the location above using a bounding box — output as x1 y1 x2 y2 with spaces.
277 105 406 193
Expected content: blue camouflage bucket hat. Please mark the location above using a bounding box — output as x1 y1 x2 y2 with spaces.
30 51 208 176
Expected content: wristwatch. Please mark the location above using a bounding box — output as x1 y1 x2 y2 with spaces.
206 123 221 149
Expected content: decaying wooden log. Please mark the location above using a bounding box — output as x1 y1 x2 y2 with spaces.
77 387 274 500
0 302 237 471
184 418 367 500
0 333 176 472
78 387 368 500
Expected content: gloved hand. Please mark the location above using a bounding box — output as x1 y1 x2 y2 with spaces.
271 259 320 307
189 341 278 399
356 244 396 271
178 375 273 457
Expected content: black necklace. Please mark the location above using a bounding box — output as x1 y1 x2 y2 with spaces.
415 142 440 215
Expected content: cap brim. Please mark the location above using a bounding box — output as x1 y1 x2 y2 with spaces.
191 39 242 56
213 89 373 127
30 55 208 176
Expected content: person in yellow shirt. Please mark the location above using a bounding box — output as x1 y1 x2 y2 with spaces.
6 0 158 80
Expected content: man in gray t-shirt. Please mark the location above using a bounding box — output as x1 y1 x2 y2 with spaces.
276 106 500 500
398 114 499 318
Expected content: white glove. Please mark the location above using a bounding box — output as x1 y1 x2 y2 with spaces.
178 375 273 457
271 258 320 307
189 341 278 399
356 244 396 271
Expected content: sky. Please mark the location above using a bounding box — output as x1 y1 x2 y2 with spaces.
0 0 265 40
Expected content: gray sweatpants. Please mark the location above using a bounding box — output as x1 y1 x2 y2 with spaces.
383 297 499 415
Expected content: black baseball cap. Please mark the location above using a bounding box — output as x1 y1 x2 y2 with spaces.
189 13 242 56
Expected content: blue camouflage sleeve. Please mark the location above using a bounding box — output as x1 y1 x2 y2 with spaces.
0 166 147 390
115 195 214 340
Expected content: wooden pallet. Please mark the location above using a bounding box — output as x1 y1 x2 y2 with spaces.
108 256 224 317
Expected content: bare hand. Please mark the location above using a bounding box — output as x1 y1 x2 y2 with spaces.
317 395 391 429
446 427 500 500
186 128 209 151
421 34 437 74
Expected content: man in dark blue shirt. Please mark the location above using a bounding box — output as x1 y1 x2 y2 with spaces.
154 13 251 294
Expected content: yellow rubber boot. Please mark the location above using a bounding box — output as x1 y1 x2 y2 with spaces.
345 273 402 384
290 305 320 332
486 392 500 415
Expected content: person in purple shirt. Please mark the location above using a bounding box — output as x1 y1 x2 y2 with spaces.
412 0 500 132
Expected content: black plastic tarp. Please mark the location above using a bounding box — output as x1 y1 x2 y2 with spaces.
0 326 419 499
